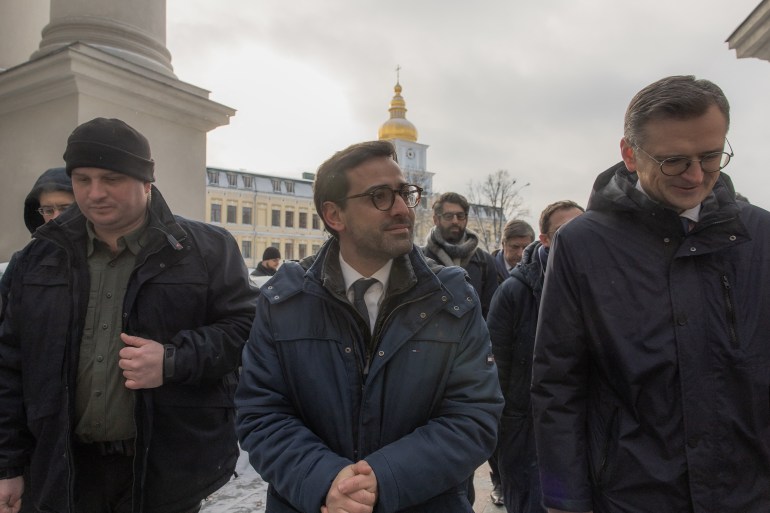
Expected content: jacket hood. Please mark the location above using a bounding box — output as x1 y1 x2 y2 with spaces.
23 167 73 234
510 240 544 291
587 161 741 233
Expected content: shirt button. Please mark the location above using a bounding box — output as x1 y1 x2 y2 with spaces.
101 323 108 330
95 391 102 397
96 355 104 362
106 292 113 299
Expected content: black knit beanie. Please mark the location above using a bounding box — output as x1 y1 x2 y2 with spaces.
262 246 281 260
63 118 155 182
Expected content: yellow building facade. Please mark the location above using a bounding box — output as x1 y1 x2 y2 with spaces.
205 168 326 268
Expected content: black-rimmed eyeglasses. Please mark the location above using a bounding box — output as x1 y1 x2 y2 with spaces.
635 139 733 177
343 184 423 211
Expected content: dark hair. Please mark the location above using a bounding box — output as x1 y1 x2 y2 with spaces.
624 75 730 147
539 200 585 235
313 140 397 238
502 219 535 243
432 192 469 216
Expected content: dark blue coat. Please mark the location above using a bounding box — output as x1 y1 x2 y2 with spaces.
0 186 257 513
487 241 546 513
236 240 503 513
532 164 770 513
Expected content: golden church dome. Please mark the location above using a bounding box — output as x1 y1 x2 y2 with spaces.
378 82 418 142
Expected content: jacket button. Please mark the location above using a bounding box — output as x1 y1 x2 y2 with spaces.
689 247 697 252
663 237 670 244
160 263 166 268
345 347 352 353
676 316 687 326
441 296 447 302
729 235 736 241
466 296 472 302
378 351 385 357
453 306 460 311
420 312 427 319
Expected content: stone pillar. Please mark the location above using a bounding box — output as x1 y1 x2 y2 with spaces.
0 0 49 71
32 0 174 77
0 0 234 261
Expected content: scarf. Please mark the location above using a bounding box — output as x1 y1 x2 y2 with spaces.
425 226 480 268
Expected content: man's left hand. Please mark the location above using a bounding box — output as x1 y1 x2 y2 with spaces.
119 334 164 389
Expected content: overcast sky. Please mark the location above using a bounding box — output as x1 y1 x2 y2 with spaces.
166 0 769 230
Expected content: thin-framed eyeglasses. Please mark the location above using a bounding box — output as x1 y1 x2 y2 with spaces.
635 139 733 177
439 212 467 221
37 204 72 216
343 184 423 211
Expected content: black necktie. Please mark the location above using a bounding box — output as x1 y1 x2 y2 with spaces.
351 278 377 330
680 216 696 233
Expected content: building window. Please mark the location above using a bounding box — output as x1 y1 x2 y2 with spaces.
242 175 253 188
284 243 294 260
271 241 281 250
285 211 294 228
299 212 308 229
207 170 219 185
271 179 281 192
312 214 320 230
284 181 295 194
210 203 221 223
227 205 237 223
242 206 253 225
241 240 252 259
226 173 238 187
271 209 281 227
298 244 307 260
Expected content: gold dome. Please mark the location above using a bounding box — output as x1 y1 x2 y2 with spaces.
378 82 418 142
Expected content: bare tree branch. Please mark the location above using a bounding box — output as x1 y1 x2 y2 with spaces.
467 169 530 252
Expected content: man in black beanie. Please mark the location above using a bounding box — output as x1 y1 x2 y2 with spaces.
0 117 258 513
251 246 282 278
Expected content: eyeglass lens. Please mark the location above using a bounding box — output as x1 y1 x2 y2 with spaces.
659 152 731 176
371 186 421 210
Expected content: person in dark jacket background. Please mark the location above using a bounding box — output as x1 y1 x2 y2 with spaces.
532 76 770 513
422 192 499 318
251 246 281 277
487 200 583 513
491 219 535 284
236 140 502 513
0 118 257 513
0 167 74 320
421 191 502 504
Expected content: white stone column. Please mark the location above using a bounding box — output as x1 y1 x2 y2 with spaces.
0 0 49 71
0 0 235 261
32 0 174 77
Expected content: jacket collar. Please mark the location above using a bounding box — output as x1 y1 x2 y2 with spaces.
34 184 186 255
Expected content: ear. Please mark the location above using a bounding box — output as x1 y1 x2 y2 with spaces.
620 138 638 173
538 233 550 248
322 201 346 234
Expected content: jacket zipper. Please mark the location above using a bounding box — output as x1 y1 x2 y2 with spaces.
720 274 739 349
597 407 619 487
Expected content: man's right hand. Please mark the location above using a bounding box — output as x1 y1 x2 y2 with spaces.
322 462 377 513
0 476 23 513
